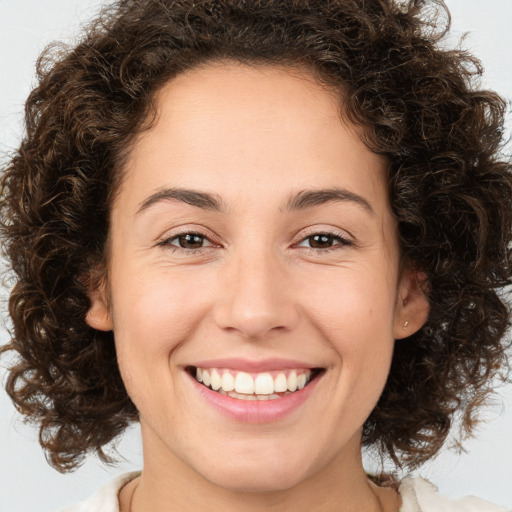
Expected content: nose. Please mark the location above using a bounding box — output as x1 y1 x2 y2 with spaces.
212 249 300 340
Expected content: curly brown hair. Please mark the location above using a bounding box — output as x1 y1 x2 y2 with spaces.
1 0 511 473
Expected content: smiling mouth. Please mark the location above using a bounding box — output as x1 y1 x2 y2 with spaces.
187 366 324 401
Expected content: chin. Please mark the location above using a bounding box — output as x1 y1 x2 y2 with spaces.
195 449 319 494
207 467 309 494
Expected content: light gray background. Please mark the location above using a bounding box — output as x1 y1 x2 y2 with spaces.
1 1 511 511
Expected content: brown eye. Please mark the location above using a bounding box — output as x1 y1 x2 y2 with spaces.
308 234 336 249
296 232 352 251
161 232 215 250
175 233 206 249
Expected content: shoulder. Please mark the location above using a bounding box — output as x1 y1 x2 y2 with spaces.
58 472 140 512
398 477 510 512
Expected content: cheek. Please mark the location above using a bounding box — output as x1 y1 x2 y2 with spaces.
302 269 397 401
108 266 213 391
304 267 397 343
111 261 210 335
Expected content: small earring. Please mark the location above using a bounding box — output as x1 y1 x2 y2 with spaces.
403 321 409 330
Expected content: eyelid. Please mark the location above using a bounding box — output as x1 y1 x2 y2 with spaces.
296 226 354 242
156 226 221 250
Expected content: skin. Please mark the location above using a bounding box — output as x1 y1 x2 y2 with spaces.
87 61 429 512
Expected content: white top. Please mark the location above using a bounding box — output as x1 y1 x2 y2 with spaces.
59 472 510 512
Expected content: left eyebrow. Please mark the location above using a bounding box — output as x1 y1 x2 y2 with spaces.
286 188 375 215
136 187 226 214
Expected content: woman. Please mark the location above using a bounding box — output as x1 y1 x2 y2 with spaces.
1 0 511 510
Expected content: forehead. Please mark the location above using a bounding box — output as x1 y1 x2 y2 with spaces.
119 62 389 215
167 61 341 116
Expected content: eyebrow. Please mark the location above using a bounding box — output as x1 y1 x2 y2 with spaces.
286 188 375 215
137 187 225 214
136 186 375 216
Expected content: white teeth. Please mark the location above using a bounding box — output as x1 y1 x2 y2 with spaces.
193 367 317 398
287 370 298 392
228 391 282 401
221 371 235 392
254 373 274 395
210 369 221 391
234 371 254 394
274 372 288 392
256 393 280 400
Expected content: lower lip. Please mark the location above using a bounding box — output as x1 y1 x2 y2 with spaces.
188 371 322 423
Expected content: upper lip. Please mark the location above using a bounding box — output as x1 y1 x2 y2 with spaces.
187 358 321 373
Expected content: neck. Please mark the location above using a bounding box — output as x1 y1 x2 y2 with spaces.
122 423 399 512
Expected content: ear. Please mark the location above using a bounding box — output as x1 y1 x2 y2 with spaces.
85 279 113 332
393 269 429 339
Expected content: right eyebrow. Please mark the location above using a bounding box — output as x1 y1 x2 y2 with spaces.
286 187 375 216
136 187 225 214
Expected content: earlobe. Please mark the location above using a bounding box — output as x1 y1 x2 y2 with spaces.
394 270 430 339
85 285 113 332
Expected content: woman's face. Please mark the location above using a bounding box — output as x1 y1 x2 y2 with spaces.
88 63 427 492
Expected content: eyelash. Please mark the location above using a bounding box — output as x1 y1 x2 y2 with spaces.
157 229 353 254
296 230 354 253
